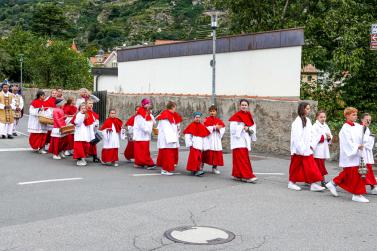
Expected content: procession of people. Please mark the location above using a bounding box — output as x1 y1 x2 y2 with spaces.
0 85 376 203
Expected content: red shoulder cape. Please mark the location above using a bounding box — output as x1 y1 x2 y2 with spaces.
183 122 210 137
136 107 151 121
228 111 254 126
204 116 225 127
100 117 123 133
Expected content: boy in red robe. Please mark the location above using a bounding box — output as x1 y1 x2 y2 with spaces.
184 112 210 176
124 106 139 162
63 97 77 156
86 99 101 163
100 109 123 167
203 105 225 174
48 99 67 159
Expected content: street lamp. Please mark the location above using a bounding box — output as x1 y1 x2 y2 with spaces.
19 53 24 92
204 10 225 105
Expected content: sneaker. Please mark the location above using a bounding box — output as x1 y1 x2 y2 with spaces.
146 165 156 170
325 181 339 197
288 181 301 191
321 181 327 188
12 132 17 136
243 177 258 183
52 155 61 160
7 135 13 139
212 168 221 174
64 150 72 156
93 156 101 163
59 152 66 159
233 177 242 181
310 183 326 192
113 163 119 167
370 187 377 195
76 160 85 166
352 195 369 203
161 170 173 176
38 149 47 154
195 170 205 176
1 135 5 139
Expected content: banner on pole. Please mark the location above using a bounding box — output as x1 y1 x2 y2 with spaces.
371 24 377 50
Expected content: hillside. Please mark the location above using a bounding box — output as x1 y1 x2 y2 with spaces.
0 0 230 51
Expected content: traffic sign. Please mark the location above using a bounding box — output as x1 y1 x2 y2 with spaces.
371 23 377 34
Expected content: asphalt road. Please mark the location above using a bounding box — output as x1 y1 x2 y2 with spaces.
0 117 376 251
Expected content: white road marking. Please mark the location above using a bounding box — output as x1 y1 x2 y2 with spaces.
254 172 285 175
0 147 32 152
18 178 83 185
132 173 181 177
16 130 29 136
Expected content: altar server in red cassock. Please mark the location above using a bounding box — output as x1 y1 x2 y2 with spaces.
43 89 58 148
229 99 258 183
28 90 48 153
326 107 370 202
288 102 325 192
360 113 377 195
312 110 333 187
156 101 181 175
202 105 225 174
100 109 123 167
184 112 210 177
86 99 100 163
48 99 67 160
63 97 77 156
133 98 155 168
123 106 139 162
73 103 93 166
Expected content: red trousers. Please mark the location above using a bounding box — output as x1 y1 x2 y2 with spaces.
365 164 377 186
333 166 366 195
29 133 47 150
73 141 90 159
65 134 74 151
203 150 224 166
124 141 134 160
186 147 203 172
157 148 177 172
88 143 97 156
289 154 322 183
101 148 119 163
314 158 328 176
232 148 255 179
48 136 67 156
134 141 154 166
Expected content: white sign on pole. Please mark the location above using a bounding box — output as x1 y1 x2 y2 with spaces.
371 24 377 34
371 24 377 50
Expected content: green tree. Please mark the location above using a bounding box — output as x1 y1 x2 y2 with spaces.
30 3 71 38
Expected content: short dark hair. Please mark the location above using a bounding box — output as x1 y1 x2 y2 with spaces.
36 90 45 99
315 110 326 118
109 108 116 114
239 99 249 105
166 101 177 110
208 105 217 112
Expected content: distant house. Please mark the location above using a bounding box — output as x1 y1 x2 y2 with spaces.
301 64 321 84
91 49 118 91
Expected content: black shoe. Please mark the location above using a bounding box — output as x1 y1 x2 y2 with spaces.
93 156 100 163
321 181 327 188
1 135 5 139
12 132 17 136
7 135 13 139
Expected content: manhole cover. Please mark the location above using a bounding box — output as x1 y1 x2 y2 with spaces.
164 226 235 245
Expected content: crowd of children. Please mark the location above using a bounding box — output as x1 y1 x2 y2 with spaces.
25 89 376 203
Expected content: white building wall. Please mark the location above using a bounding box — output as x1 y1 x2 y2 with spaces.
94 75 120 93
118 46 302 97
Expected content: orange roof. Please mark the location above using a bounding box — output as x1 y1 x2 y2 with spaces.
154 40 183 45
71 40 78 52
302 64 319 73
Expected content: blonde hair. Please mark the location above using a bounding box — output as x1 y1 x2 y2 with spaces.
344 107 358 117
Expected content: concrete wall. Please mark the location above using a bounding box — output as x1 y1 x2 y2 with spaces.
93 75 119 93
23 88 315 155
117 46 302 97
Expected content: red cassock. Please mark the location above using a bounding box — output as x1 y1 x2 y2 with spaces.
333 166 366 195
100 117 123 163
289 154 323 183
43 97 56 146
229 111 256 179
314 158 328 176
86 110 100 156
124 115 136 160
28 99 48 150
134 141 154 167
156 110 182 172
29 133 48 150
73 141 90 159
365 164 377 186
183 122 210 172
62 105 77 151
202 116 225 166
232 148 256 179
48 136 67 156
